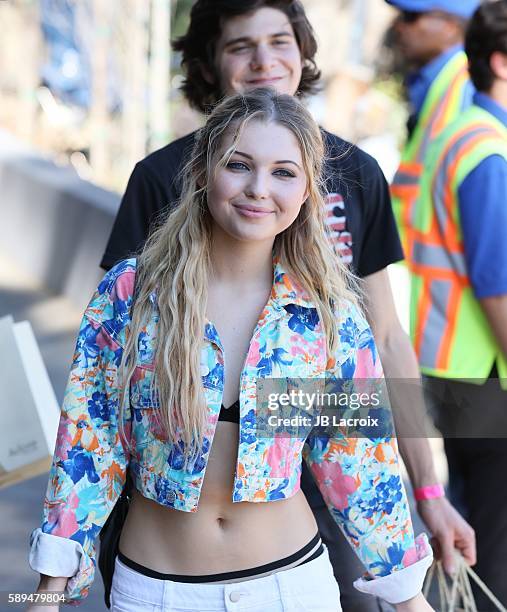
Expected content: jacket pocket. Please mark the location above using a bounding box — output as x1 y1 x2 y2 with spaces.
129 366 164 465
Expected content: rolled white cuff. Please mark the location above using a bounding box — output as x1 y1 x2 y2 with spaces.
353 534 433 604
29 528 84 578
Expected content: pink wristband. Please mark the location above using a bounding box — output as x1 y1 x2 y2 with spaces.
414 484 445 501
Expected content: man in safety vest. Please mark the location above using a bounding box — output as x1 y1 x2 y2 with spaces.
386 0 478 257
407 2 507 608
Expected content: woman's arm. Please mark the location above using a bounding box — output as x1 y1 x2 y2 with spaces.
396 593 434 611
28 262 135 603
26 576 67 612
304 300 433 605
363 268 475 574
37 575 68 590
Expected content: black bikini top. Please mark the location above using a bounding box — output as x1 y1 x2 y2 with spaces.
218 399 240 424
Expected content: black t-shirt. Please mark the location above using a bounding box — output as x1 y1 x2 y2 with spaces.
100 129 403 275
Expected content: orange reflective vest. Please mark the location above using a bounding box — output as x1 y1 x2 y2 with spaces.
409 104 507 385
391 51 472 258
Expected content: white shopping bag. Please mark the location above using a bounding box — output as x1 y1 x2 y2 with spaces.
0 315 60 488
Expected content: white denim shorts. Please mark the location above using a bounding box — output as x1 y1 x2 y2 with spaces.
110 545 342 612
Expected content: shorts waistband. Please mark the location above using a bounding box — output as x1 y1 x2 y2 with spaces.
112 546 338 610
118 532 323 584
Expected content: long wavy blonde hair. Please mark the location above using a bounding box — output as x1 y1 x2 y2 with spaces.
119 88 359 464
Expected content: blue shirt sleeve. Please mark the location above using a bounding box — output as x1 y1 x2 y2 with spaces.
458 155 507 298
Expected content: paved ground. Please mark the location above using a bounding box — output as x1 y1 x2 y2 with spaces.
0 253 444 611
0 254 105 610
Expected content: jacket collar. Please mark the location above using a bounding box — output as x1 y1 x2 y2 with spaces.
203 258 316 346
270 258 315 309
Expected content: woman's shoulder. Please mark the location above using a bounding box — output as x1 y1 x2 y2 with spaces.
84 259 137 335
97 258 137 297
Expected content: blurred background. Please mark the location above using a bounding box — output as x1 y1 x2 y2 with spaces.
0 0 407 191
0 1 434 609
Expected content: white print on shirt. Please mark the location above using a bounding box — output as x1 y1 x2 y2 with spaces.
325 192 353 264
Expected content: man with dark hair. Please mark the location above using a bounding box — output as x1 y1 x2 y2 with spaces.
404 1 507 608
101 2 475 609
386 0 478 254
172 0 321 112
101 0 323 267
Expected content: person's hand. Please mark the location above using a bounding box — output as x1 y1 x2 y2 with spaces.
417 496 476 575
395 592 435 611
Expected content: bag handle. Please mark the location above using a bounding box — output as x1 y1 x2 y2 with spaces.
423 552 507 611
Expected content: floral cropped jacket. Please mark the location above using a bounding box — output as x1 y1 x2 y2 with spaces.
29 259 431 603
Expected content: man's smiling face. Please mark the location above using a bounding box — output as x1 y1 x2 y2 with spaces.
214 7 303 97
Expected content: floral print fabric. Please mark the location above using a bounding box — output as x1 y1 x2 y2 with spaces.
33 258 420 601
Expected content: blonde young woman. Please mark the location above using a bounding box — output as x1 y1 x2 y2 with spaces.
28 89 434 612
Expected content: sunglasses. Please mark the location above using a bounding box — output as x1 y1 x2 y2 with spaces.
399 10 424 23
399 9 449 23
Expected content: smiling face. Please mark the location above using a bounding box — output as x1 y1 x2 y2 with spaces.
206 119 308 246
214 7 303 97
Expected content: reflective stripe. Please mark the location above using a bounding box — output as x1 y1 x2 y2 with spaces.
413 126 495 368
391 53 470 258
418 279 451 368
391 171 419 187
416 63 469 161
404 53 469 164
410 104 507 377
432 125 498 233
412 242 467 277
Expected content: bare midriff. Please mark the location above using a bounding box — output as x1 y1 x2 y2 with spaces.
119 421 318 575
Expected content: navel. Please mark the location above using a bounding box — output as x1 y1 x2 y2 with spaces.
216 517 226 529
